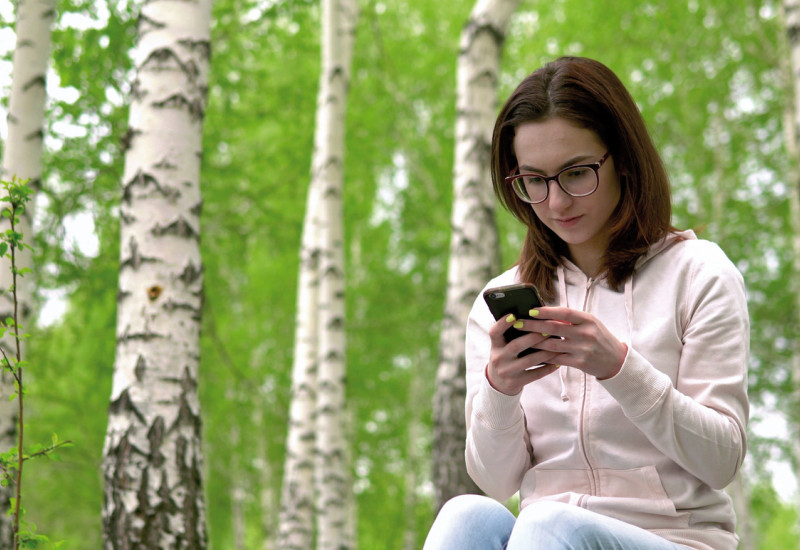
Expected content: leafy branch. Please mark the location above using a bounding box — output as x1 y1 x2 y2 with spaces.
1 177 71 549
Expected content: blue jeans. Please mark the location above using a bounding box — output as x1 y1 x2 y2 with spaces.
423 495 691 550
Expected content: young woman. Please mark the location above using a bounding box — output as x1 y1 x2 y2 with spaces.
423 57 749 550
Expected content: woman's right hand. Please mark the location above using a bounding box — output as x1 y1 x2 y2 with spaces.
486 314 560 396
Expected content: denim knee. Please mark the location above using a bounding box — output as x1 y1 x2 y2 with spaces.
517 500 578 528
439 494 511 520
423 495 515 550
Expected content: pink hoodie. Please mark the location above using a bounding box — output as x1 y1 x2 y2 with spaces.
464 231 749 550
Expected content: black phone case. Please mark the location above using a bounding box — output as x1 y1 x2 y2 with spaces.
483 283 544 357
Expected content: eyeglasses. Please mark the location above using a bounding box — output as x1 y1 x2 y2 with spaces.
505 151 611 204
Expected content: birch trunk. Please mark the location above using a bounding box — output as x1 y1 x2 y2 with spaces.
313 0 357 548
101 1 211 547
0 0 54 544
432 0 520 511
781 3 800 546
277 99 323 550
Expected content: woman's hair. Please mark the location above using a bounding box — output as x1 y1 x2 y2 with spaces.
491 56 673 301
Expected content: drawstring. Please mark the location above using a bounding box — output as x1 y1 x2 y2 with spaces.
557 266 569 402
623 276 634 346
554 267 633 401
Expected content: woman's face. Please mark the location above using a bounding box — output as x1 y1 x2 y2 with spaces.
512 117 621 272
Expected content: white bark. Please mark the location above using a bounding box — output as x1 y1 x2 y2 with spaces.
432 0 520 510
781 2 800 546
101 1 211 547
278 112 323 550
0 0 54 544
313 0 357 546
279 0 357 548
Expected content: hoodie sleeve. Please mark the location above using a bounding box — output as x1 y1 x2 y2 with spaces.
600 243 749 489
464 291 534 502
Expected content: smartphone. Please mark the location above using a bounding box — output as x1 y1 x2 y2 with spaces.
483 283 545 358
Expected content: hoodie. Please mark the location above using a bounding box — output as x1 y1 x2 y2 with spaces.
464 230 749 550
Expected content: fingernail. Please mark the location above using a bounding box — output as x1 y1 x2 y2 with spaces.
513 321 524 329
506 314 516 323
529 309 540 317
541 333 549 337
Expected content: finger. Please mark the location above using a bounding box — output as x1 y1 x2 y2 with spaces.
519 363 560 382
524 318 574 340
537 306 586 325
489 313 519 346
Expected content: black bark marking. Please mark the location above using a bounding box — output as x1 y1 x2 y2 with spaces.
154 157 177 170
117 289 132 303
152 93 205 120
22 75 45 92
460 20 506 54
177 38 211 61
162 300 201 319
151 217 198 239
120 237 159 271
140 47 183 72
120 208 136 225
24 128 44 142
120 127 141 152
147 416 166 468
134 355 147 382
138 12 166 36
103 432 134 549
176 435 207 548
108 389 147 426
117 329 164 344
122 169 181 204
178 261 203 286
129 78 145 101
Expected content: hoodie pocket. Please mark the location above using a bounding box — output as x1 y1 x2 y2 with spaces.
522 466 691 530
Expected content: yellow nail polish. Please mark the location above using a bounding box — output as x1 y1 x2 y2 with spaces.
513 321 524 329
541 333 549 337
506 314 516 323
529 309 540 317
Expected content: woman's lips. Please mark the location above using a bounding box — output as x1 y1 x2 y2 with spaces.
554 215 582 228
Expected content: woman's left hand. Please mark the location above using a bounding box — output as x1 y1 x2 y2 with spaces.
520 306 628 380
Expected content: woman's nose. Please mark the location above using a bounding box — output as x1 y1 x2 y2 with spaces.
546 180 573 211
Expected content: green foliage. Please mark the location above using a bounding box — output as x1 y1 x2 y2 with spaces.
748 482 800 549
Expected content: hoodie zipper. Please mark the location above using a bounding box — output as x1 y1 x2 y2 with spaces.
577 277 596 506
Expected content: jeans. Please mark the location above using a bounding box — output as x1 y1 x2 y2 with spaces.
423 495 691 550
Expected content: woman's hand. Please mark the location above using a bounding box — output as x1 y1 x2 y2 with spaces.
486 314 561 396
520 306 628 380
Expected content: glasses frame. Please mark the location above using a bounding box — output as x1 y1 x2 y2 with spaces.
505 151 611 204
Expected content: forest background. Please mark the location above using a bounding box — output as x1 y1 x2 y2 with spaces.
1 0 799 548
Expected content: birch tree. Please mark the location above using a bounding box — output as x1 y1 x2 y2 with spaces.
279 0 357 548
780 1 800 545
432 0 521 511
277 116 322 550
101 0 212 547
312 0 357 542
0 0 54 543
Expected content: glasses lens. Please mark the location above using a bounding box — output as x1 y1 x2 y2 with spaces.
512 175 546 203
558 166 598 197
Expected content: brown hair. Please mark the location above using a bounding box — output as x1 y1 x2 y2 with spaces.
491 56 673 301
